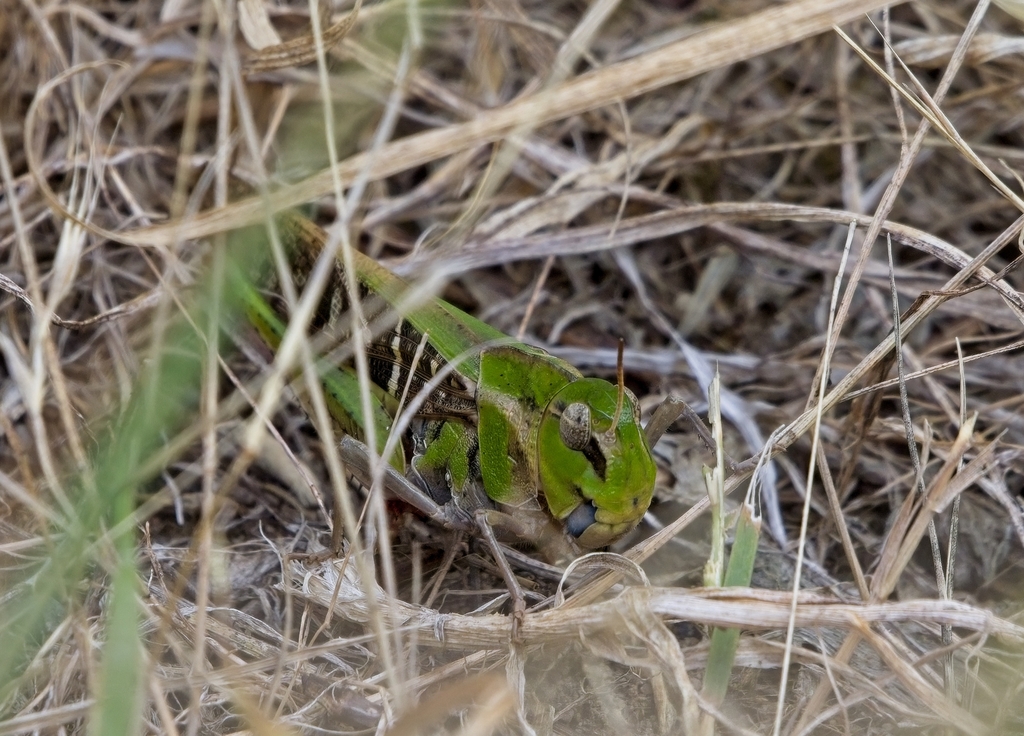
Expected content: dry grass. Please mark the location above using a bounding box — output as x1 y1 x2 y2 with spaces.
2 0 1024 733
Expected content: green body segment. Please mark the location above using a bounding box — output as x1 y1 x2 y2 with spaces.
237 213 659 549
476 346 580 507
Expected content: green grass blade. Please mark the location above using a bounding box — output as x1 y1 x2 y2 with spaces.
87 558 144 736
702 374 725 589
698 369 765 719
701 502 762 708
0 271 215 727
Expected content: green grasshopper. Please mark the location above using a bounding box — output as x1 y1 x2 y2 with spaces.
232 213 678 565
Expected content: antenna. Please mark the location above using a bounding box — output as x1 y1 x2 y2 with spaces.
609 339 625 431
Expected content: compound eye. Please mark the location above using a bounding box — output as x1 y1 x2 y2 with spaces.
559 402 591 451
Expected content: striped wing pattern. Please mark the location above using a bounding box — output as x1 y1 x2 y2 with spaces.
260 214 478 424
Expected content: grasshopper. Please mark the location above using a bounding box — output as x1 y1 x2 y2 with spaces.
232 213 680 569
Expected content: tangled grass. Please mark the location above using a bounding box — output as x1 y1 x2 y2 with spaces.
1 0 1023 733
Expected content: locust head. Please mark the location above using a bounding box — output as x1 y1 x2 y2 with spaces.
537 377 657 548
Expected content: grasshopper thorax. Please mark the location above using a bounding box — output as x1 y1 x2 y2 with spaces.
537 378 657 549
